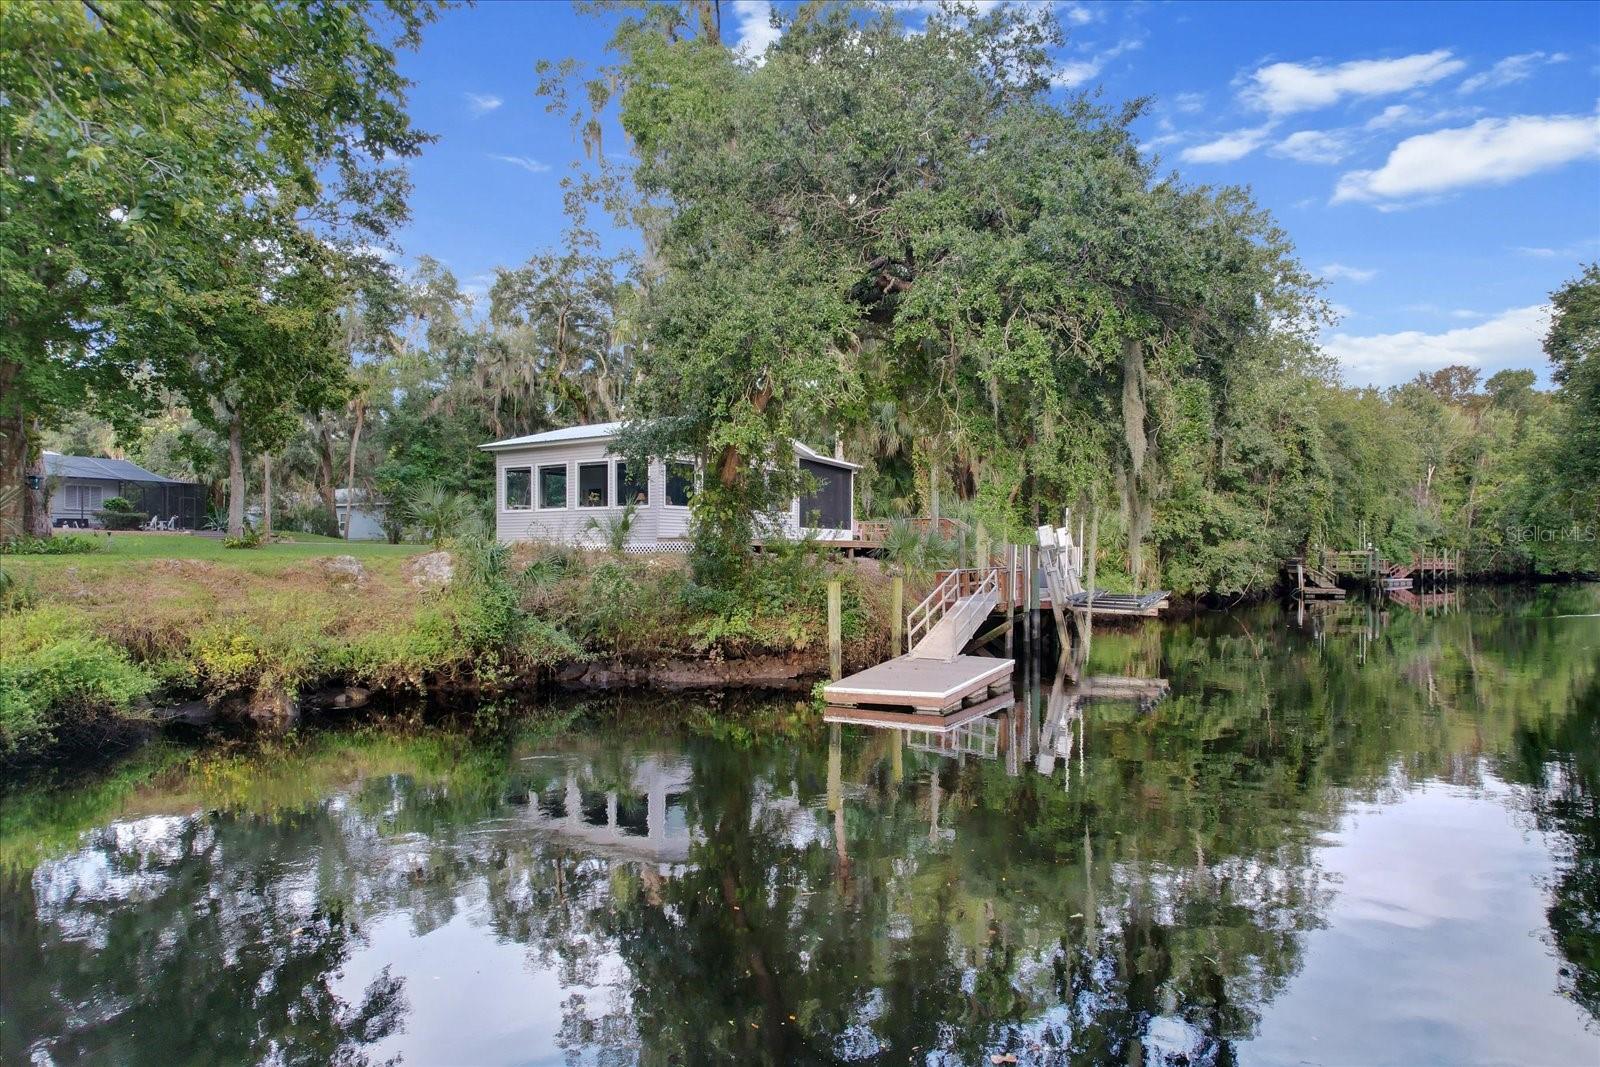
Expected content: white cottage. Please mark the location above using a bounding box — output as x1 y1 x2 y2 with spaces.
480 422 859 551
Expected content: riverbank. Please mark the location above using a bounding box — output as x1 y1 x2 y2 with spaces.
0 533 897 766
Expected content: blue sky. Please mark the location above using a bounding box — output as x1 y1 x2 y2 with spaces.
391 0 1600 388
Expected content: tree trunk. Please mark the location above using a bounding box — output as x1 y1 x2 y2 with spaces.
714 382 772 489
0 358 43 540
227 411 246 537
262 453 274 537
344 398 365 541
1121 340 1153 592
315 419 338 533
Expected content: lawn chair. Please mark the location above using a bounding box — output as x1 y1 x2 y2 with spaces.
163 515 179 531
142 515 162 531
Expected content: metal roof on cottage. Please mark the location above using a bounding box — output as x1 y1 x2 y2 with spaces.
42 452 187 484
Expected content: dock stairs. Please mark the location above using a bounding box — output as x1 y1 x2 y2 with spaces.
905 568 1000 660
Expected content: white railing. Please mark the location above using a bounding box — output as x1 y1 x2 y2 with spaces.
904 566 1000 653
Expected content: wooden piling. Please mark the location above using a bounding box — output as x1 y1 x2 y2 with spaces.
1004 544 1016 658
890 575 904 655
1027 544 1041 655
1084 504 1100 653
827 580 842 680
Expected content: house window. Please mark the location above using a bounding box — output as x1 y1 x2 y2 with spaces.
538 464 568 509
577 462 610 508
504 467 532 510
616 461 648 507
665 462 696 507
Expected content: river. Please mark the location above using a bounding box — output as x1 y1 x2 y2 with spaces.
2 584 1597 1065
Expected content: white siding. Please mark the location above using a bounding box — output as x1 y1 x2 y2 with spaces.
489 435 854 548
493 439 693 548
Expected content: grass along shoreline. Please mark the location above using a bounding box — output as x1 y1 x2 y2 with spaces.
0 532 895 765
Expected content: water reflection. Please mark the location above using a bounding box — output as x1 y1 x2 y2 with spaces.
1 586 1597 1065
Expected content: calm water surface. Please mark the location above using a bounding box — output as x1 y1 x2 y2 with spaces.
2 586 1598 1065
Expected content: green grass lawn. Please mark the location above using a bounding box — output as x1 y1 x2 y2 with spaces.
5 531 425 575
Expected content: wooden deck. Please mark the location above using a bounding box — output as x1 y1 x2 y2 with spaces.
821 654 1013 713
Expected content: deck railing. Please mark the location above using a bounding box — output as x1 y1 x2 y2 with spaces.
854 516 970 546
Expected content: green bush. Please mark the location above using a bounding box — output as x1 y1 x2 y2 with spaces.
0 608 157 756
0 535 100 556
402 483 477 545
100 496 134 513
94 508 149 530
585 503 639 555
222 528 264 549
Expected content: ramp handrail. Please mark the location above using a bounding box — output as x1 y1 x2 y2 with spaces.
905 566 999 653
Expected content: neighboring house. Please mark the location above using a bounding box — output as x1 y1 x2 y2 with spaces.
44 453 206 530
335 488 388 541
480 422 859 550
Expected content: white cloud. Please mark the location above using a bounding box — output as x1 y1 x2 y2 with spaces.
1365 104 1414 130
1513 237 1600 260
1180 125 1274 164
1062 3 1098 26
1050 38 1142 89
1324 304 1552 386
1363 103 1481 130
489 154 551 175
1140 131 1185 154
1271 129 1350 164
1459 51 1568 94
732 0 783 60
1320 263 1377 283
465 92 503 116
1334 113 1600 205
1173 91 1206 114
1402 303 1488 320
1243 50 1465 115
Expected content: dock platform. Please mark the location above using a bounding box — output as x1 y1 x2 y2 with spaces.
821 655 1013 713
822 691 1014 732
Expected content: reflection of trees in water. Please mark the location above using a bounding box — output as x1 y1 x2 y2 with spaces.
1 584 1596 1061
0 811 406 1065
1506 668 1600 1022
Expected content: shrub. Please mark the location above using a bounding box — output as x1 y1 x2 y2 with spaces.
585 503 639 555
222 528 264 549
0 535 100 556
94 508 149 531
879 518 957 577
100 496 134 513
0 608 157 756
402 483 476 545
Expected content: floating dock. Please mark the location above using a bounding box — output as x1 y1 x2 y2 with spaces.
823 513 1172 718
822 655 1013 714
822 690 1014 731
